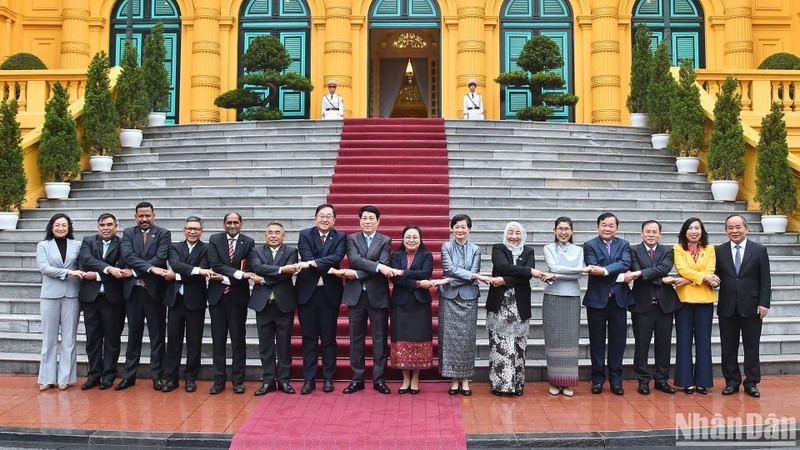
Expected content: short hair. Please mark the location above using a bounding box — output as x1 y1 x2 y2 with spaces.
223 211 243 223
185 216 202 226
641 220 662 231
316 203 336 217
553 216 574 243
359 205 380 220
135 201 154 213
45 213 74 240
725 214 749 228
266 222 285 231
450 214 472 229
677 217 709 249
97 213 117 224
597 212 618 226
398 225 427 252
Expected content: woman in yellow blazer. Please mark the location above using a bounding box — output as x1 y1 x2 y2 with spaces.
673 218 718 394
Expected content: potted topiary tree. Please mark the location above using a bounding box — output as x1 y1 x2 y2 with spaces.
38 82 82 199
142 22 170 127
667 59 705 173
707 76 745 201
627 24 652 128
83 51 120 172
755 102 798 233
646 40 674 148
0 99 27 229
115 41 149 147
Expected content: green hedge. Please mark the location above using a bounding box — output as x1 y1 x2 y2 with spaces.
0 53 47 70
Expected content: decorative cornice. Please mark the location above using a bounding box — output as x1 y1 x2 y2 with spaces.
326 6 351 18
591 74 620 87
190 109 220 123
457 75 485 87
591 6 618 18
191 75 221 88
591 40 620 53
62 8 89 20
725 6 752 19
60 41 89 54
457 40 486 53
324 40 352 53
323 75 351 87
592 109 621 123
458 6 484 18
724 41 754 53
194 7 220 20
192 41 221 54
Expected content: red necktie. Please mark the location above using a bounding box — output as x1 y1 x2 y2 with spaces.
649 248 655 261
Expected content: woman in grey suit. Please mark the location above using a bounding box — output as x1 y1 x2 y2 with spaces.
36 213 84 390
434 214 491 396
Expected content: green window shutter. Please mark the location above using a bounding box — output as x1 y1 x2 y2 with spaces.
636 0 661 17
281 0 307 16
375 0 400 16
152 0 177 17
505 0 531 17
247 0 272 15
541 0 568 18
673 0 697 16
673 32 698 67
409 0 436 16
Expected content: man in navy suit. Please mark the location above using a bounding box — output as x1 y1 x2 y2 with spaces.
584 212 634 395
716 214 771 398
295 204 346 394
117 202 172 391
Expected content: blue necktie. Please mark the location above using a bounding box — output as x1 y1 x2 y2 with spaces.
734 244 742 274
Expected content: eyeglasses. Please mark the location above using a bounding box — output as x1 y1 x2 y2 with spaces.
556 227 572 232
316 214 334 220
184 227 202 232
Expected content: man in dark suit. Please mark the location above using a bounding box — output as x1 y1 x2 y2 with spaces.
295 204 346 395
584 212 634 395
625 220 682 395
332 205 393 394
160 216 213 393
77 213 130 390
249 222 299 396
117 202 172 391
716 214 771 398
206 212 256 394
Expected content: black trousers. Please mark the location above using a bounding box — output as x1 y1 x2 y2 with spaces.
208 292 248 386
719 308 763 388
298 287 340 381
256 303 294 384
163 294 205 384
587 297 627 387
121 286 166 382
348 291 388 383
81 294 125 384
631 302 674 385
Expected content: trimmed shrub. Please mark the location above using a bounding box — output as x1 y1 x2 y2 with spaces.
707 76 745 181
0 53 47 70
758 53 800 70
38 82 82 182
83 51 120 156
0 99 26 211
755 102 798 216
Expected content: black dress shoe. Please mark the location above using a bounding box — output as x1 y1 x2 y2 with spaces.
233 384 246 394
81 379 100 390
448 387 460 395
254 383 276 396
398 387 409 395
342 381 365 394
722 385 740 395
152 379 164 391
591 384 603 394
278 382 295 394
99 380 113 390
161 382 178 393
114 379 134 391
514 388 524 396
301 380 315 395
491 389 503 396
409 388 419 395
745 386 760 398
696 387 708 395
461 388 472 396
185 380 197 393
684 386 695 394
373 382 391 394
209 383 225 395
638 384 650 395
611 385 624 396
323 380 334 392
654 382 676 394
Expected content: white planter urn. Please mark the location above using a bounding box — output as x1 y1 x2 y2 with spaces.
0 211 19 230
761 215 788 233
148 112 167 127
630 113 649 128
675 156 700 174
119 128 143 148
44 182 71 199
651 133 669 149
89 155 114 172
710 180 739 202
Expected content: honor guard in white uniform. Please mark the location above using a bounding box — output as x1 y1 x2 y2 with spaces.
321 80 344 120
463 79 484 120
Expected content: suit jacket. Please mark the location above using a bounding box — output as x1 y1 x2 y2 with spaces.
342 232 391 308
583 236 634 308
629 243 681 314
296 226 346 306
36 238 81 299
120 224 171 301
206 232 256 305
77 235 125 304
673 244 718 304
248 244 298 314
163 241 209 311
389 249 433 306
486 244 535 321
438 240 481 300
715 240 771 318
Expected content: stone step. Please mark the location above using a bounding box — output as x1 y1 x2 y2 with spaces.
66 174 333 190
444 120 653 138
118 149 340 163
112 157 337 171
450 194 747 211
38 194 330 210
448 147 678 161
447 136 654 150
142 133 341 146
66 185 330 199
78 166 336 180
141 141 341 153
458 206 761 223
450 174 710 188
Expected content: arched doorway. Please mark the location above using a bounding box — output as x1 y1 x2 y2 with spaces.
632 0 705 68
368 0 441 118
109 0 181 124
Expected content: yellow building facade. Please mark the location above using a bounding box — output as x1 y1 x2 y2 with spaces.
0 0 799 125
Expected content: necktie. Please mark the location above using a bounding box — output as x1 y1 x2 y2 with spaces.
471 93 474 98
734 244 742 274
366 235 373 249
648 248 655 262
224 238 235 294
321 234 327 245
102 240 110 259
269 248 279 300
140 231 147 287
606 241 611 255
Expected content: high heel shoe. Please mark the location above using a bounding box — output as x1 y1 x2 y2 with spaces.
398 387 409 394
409 388 419 395
448 386 460 395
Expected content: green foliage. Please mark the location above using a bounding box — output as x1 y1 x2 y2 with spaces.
83 51 119 156
707 76 745 181
493 35 578 122
667 60 705 157
0 53 47 70
115 41 150 129
38 82 81 183
646 41 675 134
142 22 171 112
757 52 800 70
755 102 798 216
215 35 313 120
627 24 653 114
0 99 26 211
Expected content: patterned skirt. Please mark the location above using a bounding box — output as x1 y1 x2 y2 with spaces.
487 288 529 393
438 295 478 378
542 293 581 387
390 300 433 369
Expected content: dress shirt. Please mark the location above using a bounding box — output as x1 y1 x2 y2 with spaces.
731 239 747 266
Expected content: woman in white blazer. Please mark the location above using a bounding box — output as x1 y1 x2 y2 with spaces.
36 213 84 390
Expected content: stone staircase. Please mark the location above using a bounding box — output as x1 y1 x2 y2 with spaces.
1 118 799 382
